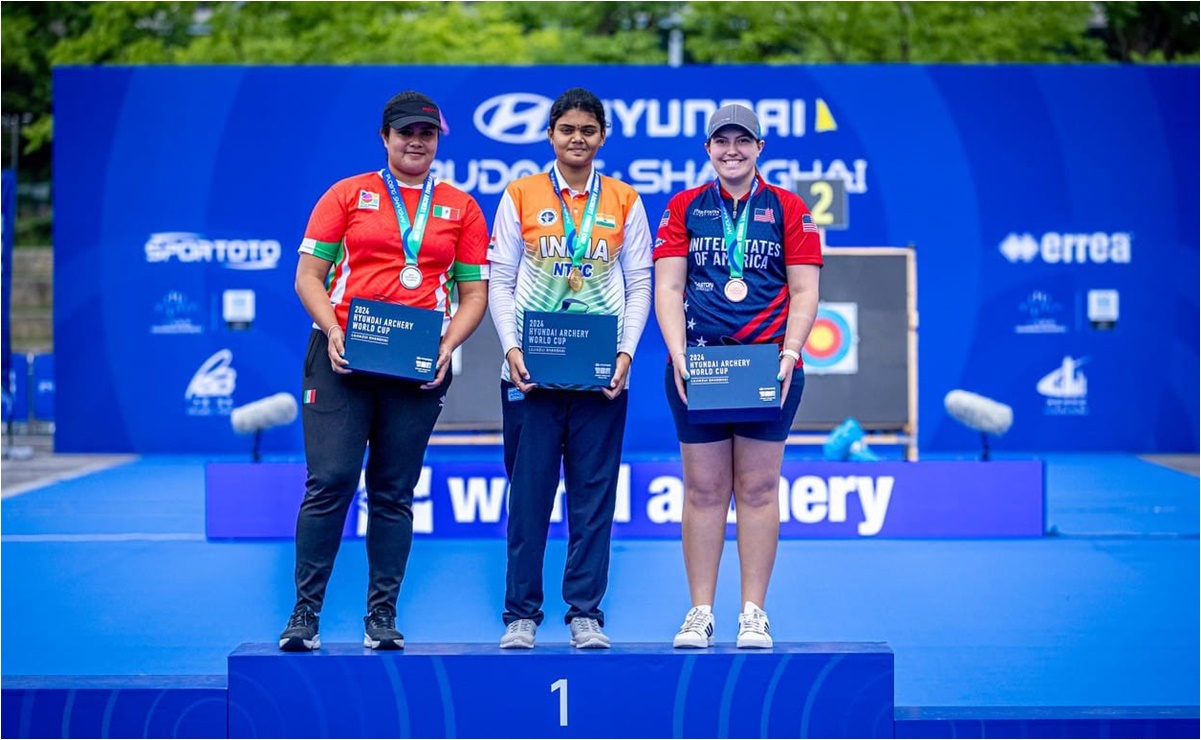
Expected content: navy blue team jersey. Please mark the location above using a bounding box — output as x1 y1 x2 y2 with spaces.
654 174 823 348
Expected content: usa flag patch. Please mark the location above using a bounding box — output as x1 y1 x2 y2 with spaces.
754 207 775 224
802 213 818 233
659 211 671 228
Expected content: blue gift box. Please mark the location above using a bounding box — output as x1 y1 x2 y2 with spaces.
686 344 782 423
343 298 442 381
522 310 618 388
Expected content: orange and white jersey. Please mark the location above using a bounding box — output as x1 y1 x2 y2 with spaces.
488 165 653 380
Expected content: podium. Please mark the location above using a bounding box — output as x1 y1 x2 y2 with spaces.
228 642 894 738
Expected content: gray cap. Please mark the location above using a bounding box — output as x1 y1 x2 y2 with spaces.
706 104 761 140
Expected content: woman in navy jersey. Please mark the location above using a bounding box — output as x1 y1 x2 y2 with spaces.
653 104 823 649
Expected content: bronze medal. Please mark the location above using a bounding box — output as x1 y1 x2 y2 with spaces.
568 266 584 291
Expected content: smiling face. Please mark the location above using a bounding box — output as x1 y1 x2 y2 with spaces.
548 108 605 173
705 124 764 186
381 122 439 183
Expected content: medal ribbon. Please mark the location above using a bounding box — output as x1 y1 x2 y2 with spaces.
381 168 436 269
715 178 759 281
549 168 601 270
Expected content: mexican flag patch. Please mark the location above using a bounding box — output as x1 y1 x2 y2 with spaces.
303 389 317 404
432 205 461 221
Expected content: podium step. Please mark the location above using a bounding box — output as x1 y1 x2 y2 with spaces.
1 675 226 739
228 642 894 738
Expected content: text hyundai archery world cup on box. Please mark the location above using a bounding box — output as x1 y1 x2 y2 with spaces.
344 298 441 382
522 310 618 388
686 344 782 423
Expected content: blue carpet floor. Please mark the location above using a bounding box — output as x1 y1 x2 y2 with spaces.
2 453 1197 711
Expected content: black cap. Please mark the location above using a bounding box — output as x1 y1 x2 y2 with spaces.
382 91 441 131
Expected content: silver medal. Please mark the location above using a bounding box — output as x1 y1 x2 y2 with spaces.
400 265 423 290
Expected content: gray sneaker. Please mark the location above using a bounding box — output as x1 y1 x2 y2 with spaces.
569 617 611 649
500 618 537 649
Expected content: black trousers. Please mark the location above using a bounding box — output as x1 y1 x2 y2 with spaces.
500 381 629 627
293 329 450 615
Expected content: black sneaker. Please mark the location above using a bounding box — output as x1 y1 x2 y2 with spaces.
279 605 321 652
364 607 405 650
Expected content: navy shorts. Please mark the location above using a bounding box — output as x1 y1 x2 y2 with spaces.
664 362 806 444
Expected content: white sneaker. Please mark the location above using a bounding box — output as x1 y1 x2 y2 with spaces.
673 606 715 648
569 617 611 649
736 601 773 649
499 619 537 649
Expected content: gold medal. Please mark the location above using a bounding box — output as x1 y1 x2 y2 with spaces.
568 266 584 291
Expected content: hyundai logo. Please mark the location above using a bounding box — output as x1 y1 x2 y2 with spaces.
474 93 554 144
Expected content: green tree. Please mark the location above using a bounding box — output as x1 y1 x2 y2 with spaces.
2 2 95 174
496 1 680 63
1097 1 1200 62
2 0 1195 181
179 2 528 64
682 2 1107 63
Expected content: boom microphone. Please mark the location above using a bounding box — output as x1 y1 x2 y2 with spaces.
944 390 1012 460
231 393 299 434
230 393 298 462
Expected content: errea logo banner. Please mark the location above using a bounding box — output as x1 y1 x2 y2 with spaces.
999 232 1132 265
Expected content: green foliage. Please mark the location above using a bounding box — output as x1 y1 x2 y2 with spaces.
178 2 529 64
0 0 1194 175
47 2 195 64
682 2 1106 63
1099 1 1199 62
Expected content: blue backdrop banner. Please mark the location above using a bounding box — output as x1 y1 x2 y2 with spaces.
53 65 1199 453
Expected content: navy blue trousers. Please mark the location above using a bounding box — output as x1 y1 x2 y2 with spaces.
500 382 629 627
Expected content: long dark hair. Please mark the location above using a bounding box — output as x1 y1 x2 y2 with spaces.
548 87 607 132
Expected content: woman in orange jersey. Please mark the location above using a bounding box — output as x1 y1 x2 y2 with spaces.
279 91 490 652
488 88 653 650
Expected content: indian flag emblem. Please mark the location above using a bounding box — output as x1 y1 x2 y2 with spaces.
432 205 461 221
303 389 317 404
596 213 617 229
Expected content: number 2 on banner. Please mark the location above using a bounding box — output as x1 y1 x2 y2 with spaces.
806 180 834 225
551 678 568 726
